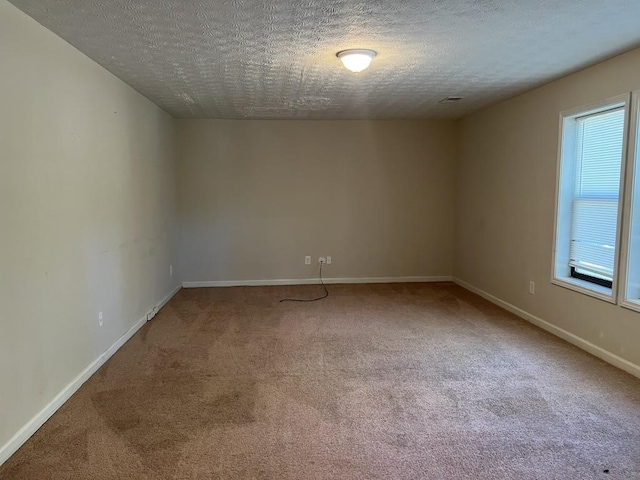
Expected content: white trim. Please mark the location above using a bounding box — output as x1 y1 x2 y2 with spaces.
559 94 629 119
0 318 145 466
550 276 615 303
619 90 640 305
0 283 181 467
620 299 640 314
182 276 452 288
158 284 181 310
453 277 640 380
551 93 631 305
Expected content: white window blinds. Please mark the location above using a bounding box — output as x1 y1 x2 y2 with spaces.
569 108 625 279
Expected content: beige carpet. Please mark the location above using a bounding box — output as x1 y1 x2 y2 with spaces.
1 282 640 479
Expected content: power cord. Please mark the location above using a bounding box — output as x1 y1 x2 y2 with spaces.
280 262 329 303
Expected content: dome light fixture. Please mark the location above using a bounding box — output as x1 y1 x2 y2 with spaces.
336 49 377 73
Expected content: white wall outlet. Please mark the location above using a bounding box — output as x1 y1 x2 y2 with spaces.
326 256 332 265
529 281 535 295
170 264 173 276
319 257 326 264
146 305 159 321
98 312 104 327
305 256 311 265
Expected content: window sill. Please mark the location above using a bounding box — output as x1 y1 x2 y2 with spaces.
620 298 640 313
551 276 615 303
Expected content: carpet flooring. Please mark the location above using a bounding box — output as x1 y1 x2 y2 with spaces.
1 282 640 479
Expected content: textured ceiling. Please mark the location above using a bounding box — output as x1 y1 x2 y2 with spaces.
9 0 640 119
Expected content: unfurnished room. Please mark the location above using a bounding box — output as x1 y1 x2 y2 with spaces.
2 1 640 479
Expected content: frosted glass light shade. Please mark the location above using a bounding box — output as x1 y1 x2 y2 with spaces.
337 49 377 73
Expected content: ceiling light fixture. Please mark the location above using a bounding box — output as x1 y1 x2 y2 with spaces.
336 49 377 73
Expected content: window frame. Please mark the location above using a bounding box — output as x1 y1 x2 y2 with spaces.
619 90 640 313
551 93 631 303
570 266 613 289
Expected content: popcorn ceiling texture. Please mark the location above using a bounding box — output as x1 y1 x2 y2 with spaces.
9 0 640 119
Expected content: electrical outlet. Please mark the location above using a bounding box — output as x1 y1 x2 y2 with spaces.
305 256 311 265
326 256 332 265
529 281 535 295
170 264 173 276
98 312 104 327
319 257 326 264
146 305 159 322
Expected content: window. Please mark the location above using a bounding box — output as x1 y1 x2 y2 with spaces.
569 108 625 287
621 92 640 310
553 95 629 301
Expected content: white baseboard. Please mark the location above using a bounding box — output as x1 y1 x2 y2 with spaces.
453 277 640 380
0 283 181 467
182 276 452 288
158 284 181 309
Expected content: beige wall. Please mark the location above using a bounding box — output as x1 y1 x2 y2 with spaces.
6 0 640 462
455 47 640 368
0 1 179 450
177 119 456 282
